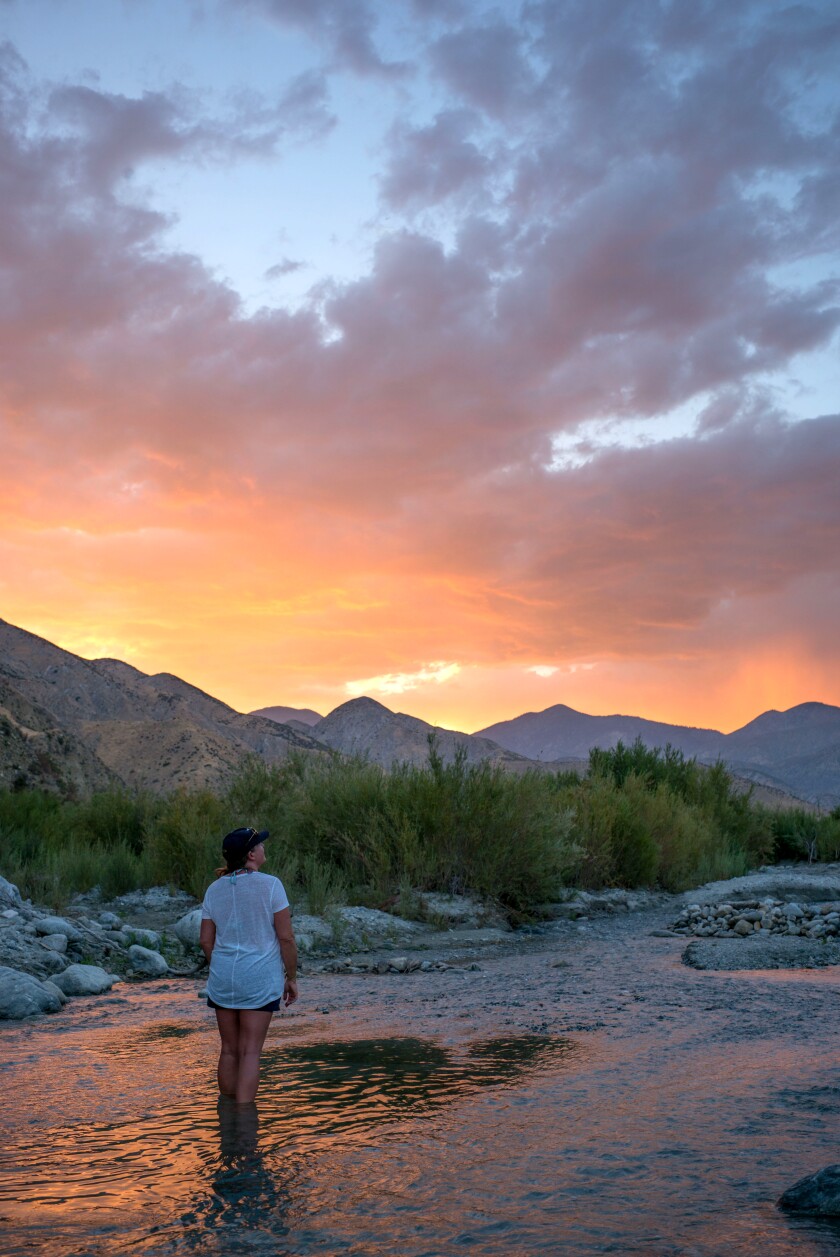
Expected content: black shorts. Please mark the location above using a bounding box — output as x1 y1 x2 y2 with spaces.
207 997 281 1012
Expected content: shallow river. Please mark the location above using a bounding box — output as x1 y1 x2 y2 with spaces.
2 914 840 1255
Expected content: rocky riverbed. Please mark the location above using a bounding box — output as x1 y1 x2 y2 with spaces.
3 865 840 1017
2 863 840 1254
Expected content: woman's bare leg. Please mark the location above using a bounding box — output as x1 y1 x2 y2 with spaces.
215 1007 240 1097
234 1010 273 1103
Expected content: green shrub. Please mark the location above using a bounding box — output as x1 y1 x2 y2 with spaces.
0 737 823 911
302 855 348 915
145 789 230 899
571 773 659 887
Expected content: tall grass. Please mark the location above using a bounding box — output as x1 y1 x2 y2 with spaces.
0 787 156 907
0 738 833 913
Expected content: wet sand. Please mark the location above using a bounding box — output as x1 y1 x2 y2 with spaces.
2 901 840 1255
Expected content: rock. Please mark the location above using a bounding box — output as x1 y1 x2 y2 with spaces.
124 927 161 950
37 949 68 975
53 964 116 996
733 919 753 936
418 892 509 930
128 945 168 976
332 906 426 949
0 876 23 910
113 886 194 911
39 933 68 953
98 912 122 928
291 914 334 954
34 916 83 942
173 908 203 949
1 908 20 920
40 978 68 1006
778 1165 840 1215
0 965 63 1018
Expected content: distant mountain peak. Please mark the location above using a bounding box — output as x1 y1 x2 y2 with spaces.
332 695 394 715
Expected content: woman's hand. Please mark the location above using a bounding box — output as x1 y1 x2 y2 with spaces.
283 977 298 1007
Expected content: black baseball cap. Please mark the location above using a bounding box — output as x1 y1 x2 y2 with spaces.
222 827 269 860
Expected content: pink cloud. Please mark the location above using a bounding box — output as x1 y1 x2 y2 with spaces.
1 8 839 725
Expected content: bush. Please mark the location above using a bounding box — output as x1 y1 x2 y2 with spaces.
569 773 659 887
145 789 231 900
236 742 578 913
0 738 823 911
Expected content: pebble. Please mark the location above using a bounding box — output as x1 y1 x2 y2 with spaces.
672 898 840 940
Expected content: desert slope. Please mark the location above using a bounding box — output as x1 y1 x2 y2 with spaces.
0 619 325 794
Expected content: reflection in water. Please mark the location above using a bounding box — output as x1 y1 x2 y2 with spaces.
2 1020 839 1256
0 1034 571 1256
156 1100 296 1255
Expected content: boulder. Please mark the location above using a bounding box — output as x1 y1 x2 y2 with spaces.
53 964 116 996
0 965 63 1018
0 925 67 980
113 886 194 912
34 916 83 942
98 912 122 928
778 1165 840 1215
417 892 509 930
124 927 161 950
39 933 68 953
40 978 68 1006
173 908 203 949
0 877 23 910
128 945 168 977
291 913 334 954
332 906 426 949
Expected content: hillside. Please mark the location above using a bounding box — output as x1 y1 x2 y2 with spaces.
480 704 723 762
305 696 532 769
480 701 840 805
0 619 325 794
2 617 835 804
251 705 323 727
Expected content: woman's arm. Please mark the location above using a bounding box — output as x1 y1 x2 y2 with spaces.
274 908 298 1005
199 918 216 966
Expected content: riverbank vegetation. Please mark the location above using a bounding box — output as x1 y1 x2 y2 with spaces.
2 740 838 914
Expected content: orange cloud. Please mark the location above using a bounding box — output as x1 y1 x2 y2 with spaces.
1 24 839 734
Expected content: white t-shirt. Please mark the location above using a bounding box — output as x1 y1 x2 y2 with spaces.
201 871 290 1009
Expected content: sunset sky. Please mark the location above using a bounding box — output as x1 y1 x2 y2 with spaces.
1 0 839 733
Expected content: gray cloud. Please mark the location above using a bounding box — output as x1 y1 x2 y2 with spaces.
380 109 492 210
265 257 305 278
230 0 409 78
429 18 540 118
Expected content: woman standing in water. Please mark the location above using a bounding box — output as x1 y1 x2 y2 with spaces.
199 827 298 1103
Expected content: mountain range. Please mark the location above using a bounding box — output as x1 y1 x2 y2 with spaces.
1 617 837 805
477 703 840 806
0 619 324 796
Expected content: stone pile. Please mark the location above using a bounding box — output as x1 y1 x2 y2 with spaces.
673 898 840 940
0 874 200 1020
542 887 670 920
323 956 480 975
